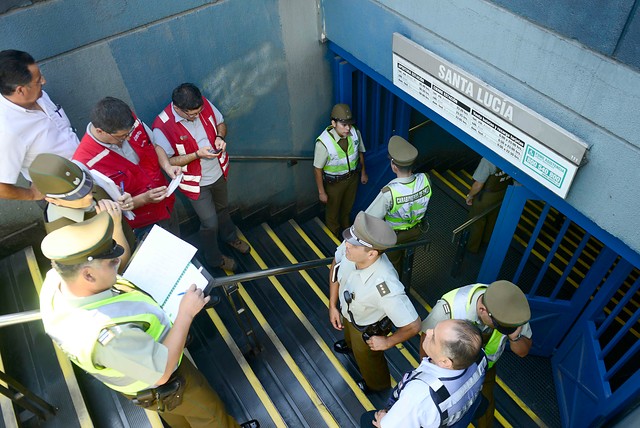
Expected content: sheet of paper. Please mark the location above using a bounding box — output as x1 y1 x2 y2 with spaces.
165 173 183 197
160 263 208 321
89 169 135 220
123 225 197 307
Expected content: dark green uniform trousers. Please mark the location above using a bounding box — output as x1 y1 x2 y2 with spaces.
344 320 391 391
387 225 423 280
475 365 497 428
155 357 239 428
325 173 359 238
467 190 507 253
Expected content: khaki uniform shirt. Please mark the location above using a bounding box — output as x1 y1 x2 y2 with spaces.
334 242 418 326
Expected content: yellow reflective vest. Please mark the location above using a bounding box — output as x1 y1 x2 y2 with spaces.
40 276 176 395
317 126 361 175
442 284 505 368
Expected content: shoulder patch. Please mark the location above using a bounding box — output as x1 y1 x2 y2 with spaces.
376 282 390 297
381 186 391 193
97 327 116 346
442 302 451 317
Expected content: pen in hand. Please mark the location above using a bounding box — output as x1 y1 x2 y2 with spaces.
119 181 125 195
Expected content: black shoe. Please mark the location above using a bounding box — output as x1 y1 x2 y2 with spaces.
333 339 351 354
356 379 370 394
204 294 221 309
240 420 260 428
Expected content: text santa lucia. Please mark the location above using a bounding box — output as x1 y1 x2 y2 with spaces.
437 65 514 122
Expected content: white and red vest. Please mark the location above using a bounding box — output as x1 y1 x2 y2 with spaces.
152 98 229 200
73 115 175 229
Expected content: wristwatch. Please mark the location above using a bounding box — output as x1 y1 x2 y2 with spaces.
509 333 523 342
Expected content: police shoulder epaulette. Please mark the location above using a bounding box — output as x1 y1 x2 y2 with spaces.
376 281 390 297
97 327 117 346
442 302 452 317
381 186 391 193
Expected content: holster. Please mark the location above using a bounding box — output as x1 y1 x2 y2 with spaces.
132 374 186 412
362 317 394 341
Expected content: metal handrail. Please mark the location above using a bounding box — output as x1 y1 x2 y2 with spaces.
451 201 502 243
0 310 41 327
208 238 430 289
231 155 313 162
0 239 430 328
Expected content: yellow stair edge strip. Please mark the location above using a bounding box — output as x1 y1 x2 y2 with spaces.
28 247 95 428
207 307 286 427
237 230 341 426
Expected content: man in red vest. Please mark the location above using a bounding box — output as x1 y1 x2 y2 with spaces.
153 83 249 272
73 97 181 238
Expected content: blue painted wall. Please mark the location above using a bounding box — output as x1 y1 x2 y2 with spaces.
0 0 333 253
320 0 640 257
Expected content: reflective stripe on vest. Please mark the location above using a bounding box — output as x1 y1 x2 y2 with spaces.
41 277 177 395
387 353 487 426
442 284 506 368
384 173 432 230
317 126 360 175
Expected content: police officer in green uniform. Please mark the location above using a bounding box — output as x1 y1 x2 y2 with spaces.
314 104 368 238
39 213 259 428
29 153 135 272
465 157 513 253
329 211 421 392
419 280 532 428
366 136 432 278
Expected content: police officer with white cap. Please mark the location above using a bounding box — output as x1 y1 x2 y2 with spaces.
39 213 259 428
29 153 135 272
329 211 421 392
419 280 532 427
366 136 432 279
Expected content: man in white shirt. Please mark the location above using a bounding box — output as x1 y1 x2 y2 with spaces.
361 319 487 428
0 49 79 200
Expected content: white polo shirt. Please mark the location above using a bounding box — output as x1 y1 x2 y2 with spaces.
0 90 79 183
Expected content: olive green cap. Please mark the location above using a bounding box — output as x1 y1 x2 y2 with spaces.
331 104 355 124
483 280 531 327
29 154 94 201
41 212 124 265
388 136 418 167
342 211 397 251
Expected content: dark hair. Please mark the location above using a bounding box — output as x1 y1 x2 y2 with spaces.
90 97 135 133
0 50 36 95
51 259 96 281
443 320 483 370
172 83 204 110
392 162 413 174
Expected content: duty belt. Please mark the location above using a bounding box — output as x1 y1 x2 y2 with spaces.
323 169 358 184
126 372 185 412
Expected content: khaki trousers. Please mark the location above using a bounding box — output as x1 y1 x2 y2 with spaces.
343 320 391 391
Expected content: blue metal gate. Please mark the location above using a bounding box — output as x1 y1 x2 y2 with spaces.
479 184 640 426
328 42 640 426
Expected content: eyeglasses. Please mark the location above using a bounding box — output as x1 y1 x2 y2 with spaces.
177 106 204 119
109 123 136 143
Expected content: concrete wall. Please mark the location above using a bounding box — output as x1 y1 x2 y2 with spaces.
0 0 333 256
320 0 640 256
488 0 640 70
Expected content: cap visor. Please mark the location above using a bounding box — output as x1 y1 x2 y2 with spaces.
60 175 94 201
342 226 366 247
93 242 125 261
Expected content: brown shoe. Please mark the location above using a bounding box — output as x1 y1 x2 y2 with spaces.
227 239 250 254
219 255 237 272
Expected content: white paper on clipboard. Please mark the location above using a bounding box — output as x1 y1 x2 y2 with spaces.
89 169 135 220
